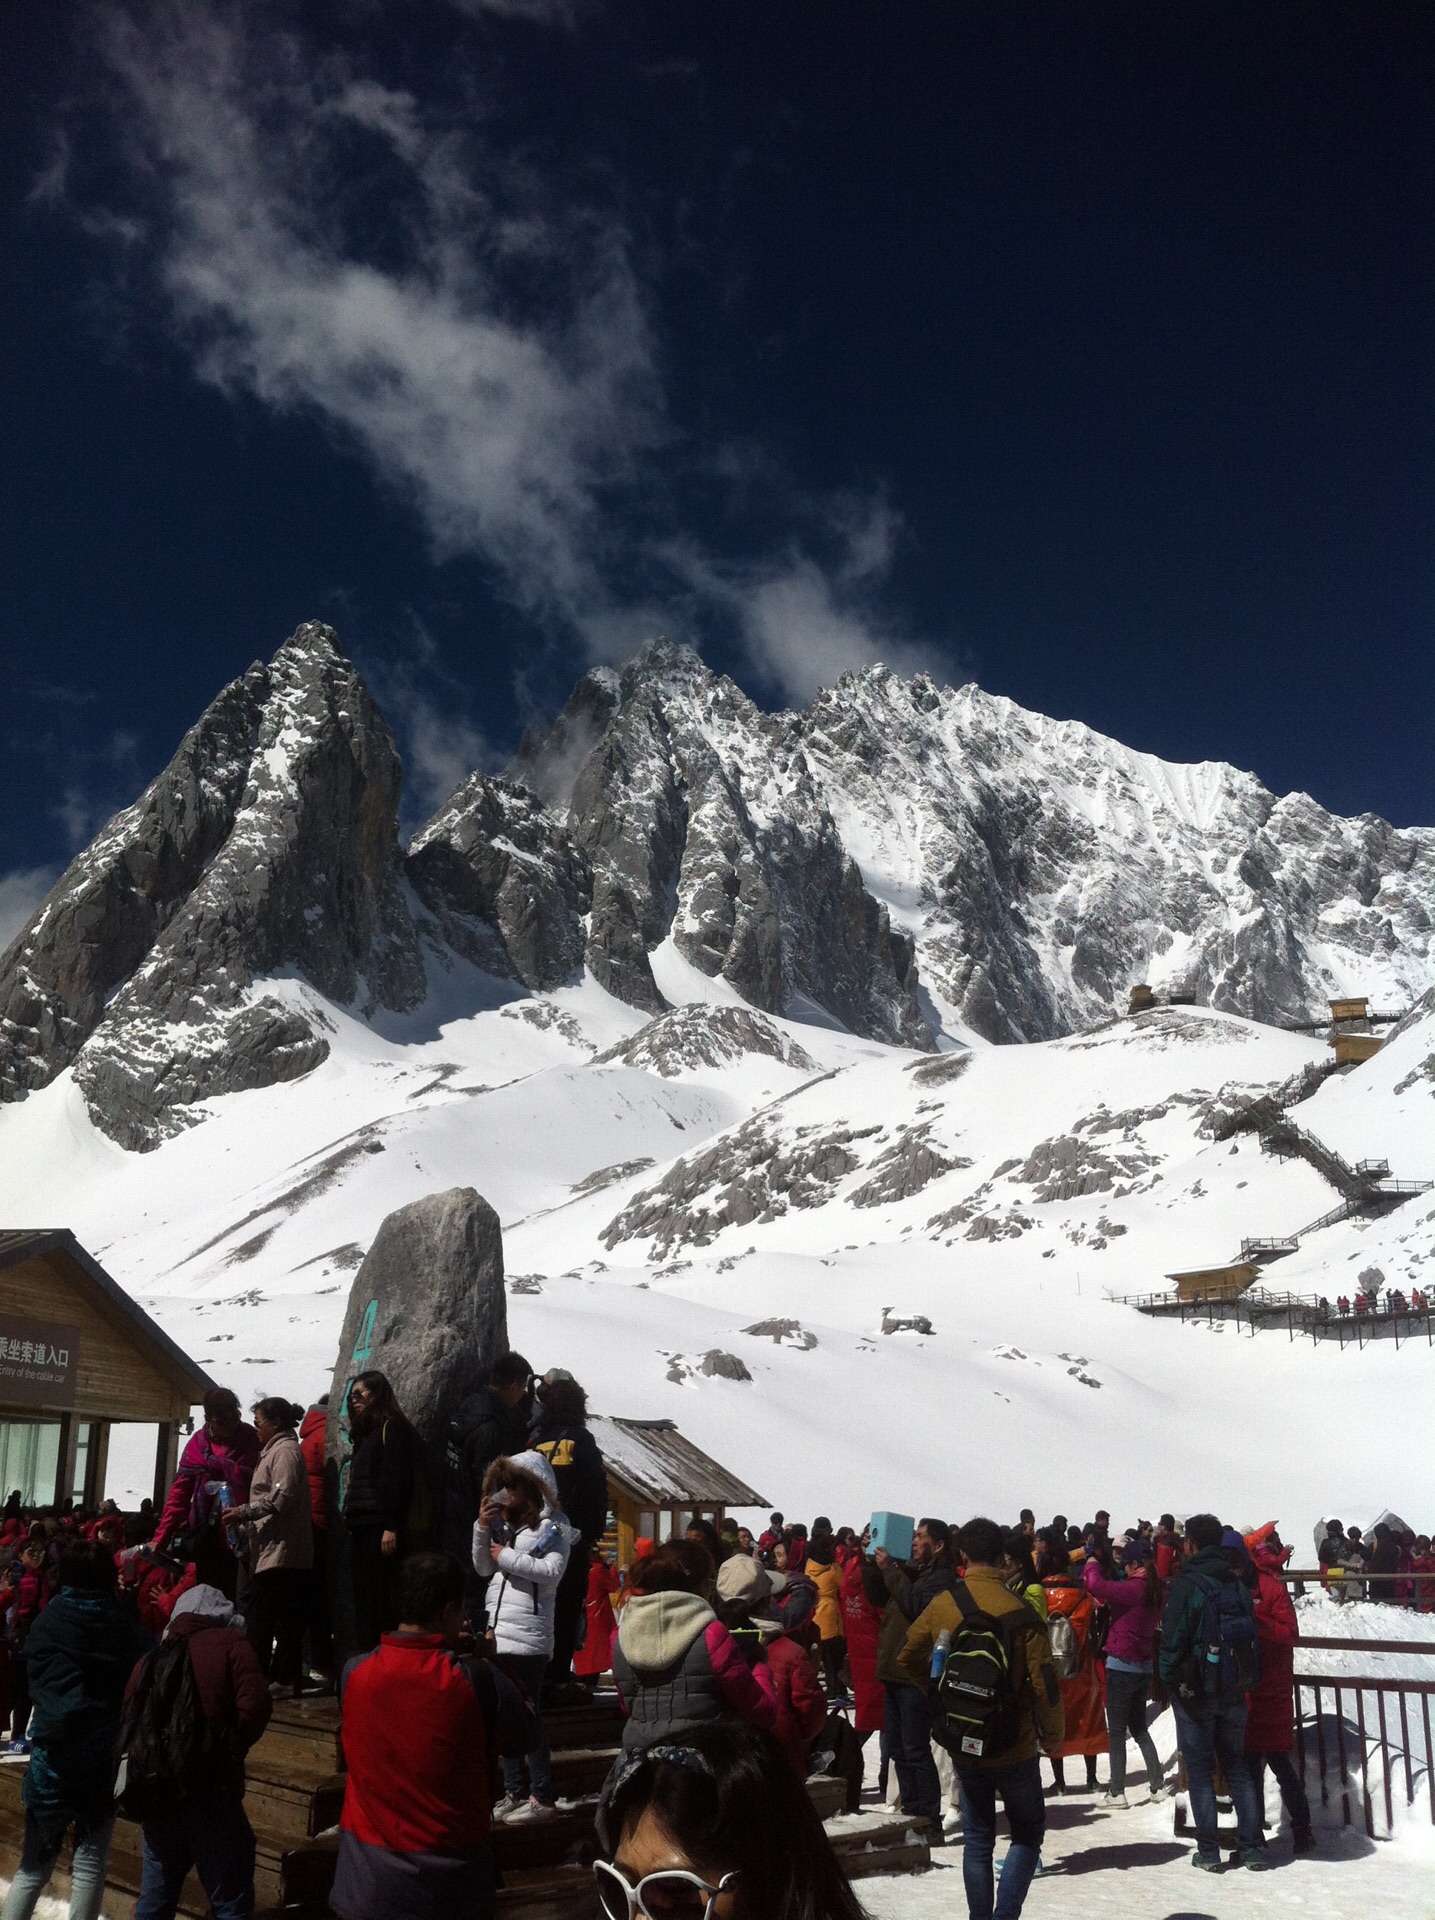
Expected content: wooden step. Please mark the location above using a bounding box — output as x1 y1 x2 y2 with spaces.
496 1862 599 1918
806 1773 847 1820
549 1745 620 1797
256 1693 345 1771
539 1698 626 1749
824 1810 932 1878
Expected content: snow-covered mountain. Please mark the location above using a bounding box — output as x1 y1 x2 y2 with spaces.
1 622 1431 1526
3 623 1430 1151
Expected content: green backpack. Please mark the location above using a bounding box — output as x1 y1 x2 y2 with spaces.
930 1583 1039 1765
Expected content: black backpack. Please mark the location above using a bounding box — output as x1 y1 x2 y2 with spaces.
930 1584 1038 1765
1185 1571 1260 1697
116 1637 236 1819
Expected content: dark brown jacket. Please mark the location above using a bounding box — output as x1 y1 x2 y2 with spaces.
129 1614 272 1801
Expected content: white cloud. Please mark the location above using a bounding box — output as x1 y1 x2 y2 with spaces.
0 867 61 956
86 6 944 714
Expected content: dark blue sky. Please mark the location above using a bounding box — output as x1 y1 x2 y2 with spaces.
2 2 1430 920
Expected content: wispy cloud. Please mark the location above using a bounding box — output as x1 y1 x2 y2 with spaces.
76 4 937 712
360 621 496 825
0 866 62 956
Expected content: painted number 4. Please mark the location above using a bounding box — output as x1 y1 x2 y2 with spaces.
352 1299 377 1369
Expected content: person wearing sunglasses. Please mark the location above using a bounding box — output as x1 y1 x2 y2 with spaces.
594 1722 867 1920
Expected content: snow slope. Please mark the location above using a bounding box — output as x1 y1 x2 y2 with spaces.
2 939 1430 1534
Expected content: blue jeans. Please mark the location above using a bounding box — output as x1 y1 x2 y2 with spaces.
499 1654 554 1803
1172 1695 1262 1855
1 1810 114 1920
136 1798 256 1920
883 1683 942 1827
956 1757 1045 1920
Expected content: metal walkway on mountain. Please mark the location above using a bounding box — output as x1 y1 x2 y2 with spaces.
1106 1285 1435 1349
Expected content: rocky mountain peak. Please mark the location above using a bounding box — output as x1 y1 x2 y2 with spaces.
0 623 423 1149
4 620 1431 1151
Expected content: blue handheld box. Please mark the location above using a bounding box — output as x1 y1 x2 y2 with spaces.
868 1511 915 1560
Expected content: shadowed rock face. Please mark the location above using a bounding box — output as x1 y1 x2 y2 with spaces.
1 624 425 1148
511 642 934 1049
406 773 589 991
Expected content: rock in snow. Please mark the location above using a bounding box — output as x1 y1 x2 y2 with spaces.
1 621 1432 1150
327 1186 507 1453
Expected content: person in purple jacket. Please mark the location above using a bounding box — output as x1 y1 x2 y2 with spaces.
1082 1538 1169 1807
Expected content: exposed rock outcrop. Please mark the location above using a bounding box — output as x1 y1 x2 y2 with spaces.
406 773 588 990
3 624 424 1148
593 1004 818 1078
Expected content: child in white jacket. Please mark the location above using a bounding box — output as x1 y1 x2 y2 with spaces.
472 1450 578 1822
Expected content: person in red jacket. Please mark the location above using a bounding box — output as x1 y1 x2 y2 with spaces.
574 1551 619 1679
298 1397 332 1681
840 1543 885 1748
1241 1526 1314 1855
333 1550 541 1920
128 1582 273 1920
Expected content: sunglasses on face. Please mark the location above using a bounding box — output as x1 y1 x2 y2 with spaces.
594 1859 739 1920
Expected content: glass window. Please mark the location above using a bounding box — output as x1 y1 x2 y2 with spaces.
0 1421 60 1506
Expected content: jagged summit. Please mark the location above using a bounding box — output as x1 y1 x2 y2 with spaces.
2 620 1431 1150
0 623 423 1147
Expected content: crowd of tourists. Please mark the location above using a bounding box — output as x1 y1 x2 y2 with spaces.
0 1363 1429 1920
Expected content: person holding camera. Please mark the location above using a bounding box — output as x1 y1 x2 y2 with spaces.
471 1452 578 1824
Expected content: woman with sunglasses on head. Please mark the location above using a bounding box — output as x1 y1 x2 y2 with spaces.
595 1721 867 1920
341 1373 417 1652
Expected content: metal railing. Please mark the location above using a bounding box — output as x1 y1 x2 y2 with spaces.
1295 1671 1435 1837
1104 1287 1435 1347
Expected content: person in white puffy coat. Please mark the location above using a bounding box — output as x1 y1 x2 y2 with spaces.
472 1450 578 1823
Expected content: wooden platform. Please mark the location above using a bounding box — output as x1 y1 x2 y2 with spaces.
0 1687 928 1913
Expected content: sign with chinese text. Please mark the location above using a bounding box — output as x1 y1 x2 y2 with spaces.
0 1316 81 1409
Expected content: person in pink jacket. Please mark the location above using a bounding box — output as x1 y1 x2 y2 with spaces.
611 1540 776 1753
153 1386 261 1602
1082 1539 1169 1806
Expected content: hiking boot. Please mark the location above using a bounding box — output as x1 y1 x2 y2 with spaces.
1190 1849 1224 1873
1292 1827 1317 1855
1238 1846 1272 1871
506 1798 558 1824
1099 1789 1128 1809
492 1794 525 1823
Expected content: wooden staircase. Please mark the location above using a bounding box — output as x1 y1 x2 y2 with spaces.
0 1688 929 1916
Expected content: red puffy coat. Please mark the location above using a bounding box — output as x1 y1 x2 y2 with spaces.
1244 1568 1298 1754
765 1632 828 1777
299 1407 328 1530
840 1555 884 1734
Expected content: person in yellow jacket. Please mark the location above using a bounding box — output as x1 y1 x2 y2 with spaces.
899 1517 1063 1920
803 1535 848 1703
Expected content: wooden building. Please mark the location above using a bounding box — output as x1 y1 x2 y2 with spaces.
588 1415 764 1568
1128 983 1157 1013
0 1230 212 1510
1166 1261 1259 1303
1329 997 1369 1024
1332 1031 1383 1066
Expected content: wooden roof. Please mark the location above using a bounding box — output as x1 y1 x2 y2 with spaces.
0 1230 214 1399
589 1415 764 1510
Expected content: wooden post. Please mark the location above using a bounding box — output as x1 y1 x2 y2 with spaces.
153 1422 180 1509
615 1494 637 1570
85 1421 111 1509
53 1413 79 1509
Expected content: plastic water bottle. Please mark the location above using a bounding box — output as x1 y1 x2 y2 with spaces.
931 1625 952 1682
